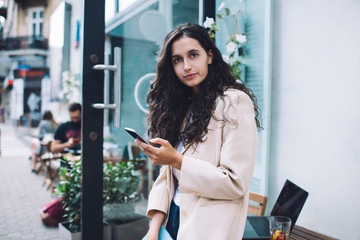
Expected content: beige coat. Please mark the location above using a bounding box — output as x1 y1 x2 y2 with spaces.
147 89 258 240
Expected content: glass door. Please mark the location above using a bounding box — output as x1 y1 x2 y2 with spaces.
81 0 201 238
101 0 200 238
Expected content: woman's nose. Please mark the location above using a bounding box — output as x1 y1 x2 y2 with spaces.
184 59 192 71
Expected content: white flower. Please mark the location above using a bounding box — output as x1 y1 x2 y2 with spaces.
235 34 247 44
218 2 225 11
59 90 65 99
203 17 214 28
226 42 237 53
222 54 230 63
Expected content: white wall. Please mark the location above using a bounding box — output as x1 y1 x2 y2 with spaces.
269 0 360 239
10 78 23 121
2 0 17 38
67 0 83 85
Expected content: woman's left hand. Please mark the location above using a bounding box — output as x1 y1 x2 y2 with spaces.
135 138 183 169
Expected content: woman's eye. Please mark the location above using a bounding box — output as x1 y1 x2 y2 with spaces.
173 58 181 64
191 53 198 58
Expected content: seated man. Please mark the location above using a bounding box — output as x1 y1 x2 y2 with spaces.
51 103 81 154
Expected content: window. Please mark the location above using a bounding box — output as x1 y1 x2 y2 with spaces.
215 0 273 195
117 0 140 13
28 7 44 37
105 0 199 146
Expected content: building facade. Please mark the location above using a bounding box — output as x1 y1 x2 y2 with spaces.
0 0 83 126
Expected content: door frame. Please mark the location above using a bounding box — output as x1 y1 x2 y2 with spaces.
81 0 105 238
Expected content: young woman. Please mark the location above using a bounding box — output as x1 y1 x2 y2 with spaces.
30 110 58 172
135 23 261 240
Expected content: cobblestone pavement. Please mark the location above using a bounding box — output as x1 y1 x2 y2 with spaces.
0 122 60 240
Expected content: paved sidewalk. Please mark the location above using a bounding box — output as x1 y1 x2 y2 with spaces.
0 122 60 240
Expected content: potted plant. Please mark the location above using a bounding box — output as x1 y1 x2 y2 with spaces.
57 160 82 239
103 161 140 221
56 159 111 240
56 157 148 240
103 159 149 240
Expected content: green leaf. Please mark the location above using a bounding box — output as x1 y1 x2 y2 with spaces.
225 8 231 16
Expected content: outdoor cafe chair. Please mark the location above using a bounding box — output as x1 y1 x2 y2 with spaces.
248 192 268 216
35 141 62 193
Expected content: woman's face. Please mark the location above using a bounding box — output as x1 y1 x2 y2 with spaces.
171 36 213 94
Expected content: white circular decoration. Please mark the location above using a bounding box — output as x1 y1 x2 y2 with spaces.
139 10 167 44
134 73 156 114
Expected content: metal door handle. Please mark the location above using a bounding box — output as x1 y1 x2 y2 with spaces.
93 65 117 71
92 47 121 128
91 103 116 110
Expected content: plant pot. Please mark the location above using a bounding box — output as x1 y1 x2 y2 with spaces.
59 222 81 240
103 203 149 240
107 214 149 240
103 202 137 223
59 221 111 240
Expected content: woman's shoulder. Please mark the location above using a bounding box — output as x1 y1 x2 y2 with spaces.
39 120 52 126
213 88 255 123
40 119 51 124
218 88 252 106
39 120 48 126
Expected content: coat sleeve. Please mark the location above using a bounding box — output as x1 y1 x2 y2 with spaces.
146 165 171 218
179 90 258 200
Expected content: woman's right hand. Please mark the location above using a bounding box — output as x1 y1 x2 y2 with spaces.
135 138 183 169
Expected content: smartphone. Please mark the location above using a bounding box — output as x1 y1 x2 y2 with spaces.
124 127 161 148
124 127 149 144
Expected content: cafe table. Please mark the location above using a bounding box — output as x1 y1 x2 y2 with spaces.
289 225 336 240
249 225 336 240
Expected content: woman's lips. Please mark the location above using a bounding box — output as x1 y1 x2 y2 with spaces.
184 73 197 79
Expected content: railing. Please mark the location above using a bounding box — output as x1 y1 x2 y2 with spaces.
0 35 48 50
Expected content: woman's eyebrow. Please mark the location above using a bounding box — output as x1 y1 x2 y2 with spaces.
188 49 200 53
172 49 200 58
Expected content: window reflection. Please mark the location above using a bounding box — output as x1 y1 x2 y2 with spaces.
103 0 200 230
118 0 139 13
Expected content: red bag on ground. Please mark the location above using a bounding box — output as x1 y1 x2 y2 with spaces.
40 197 65 227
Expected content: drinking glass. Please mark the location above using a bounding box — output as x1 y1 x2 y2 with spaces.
269 216 291 240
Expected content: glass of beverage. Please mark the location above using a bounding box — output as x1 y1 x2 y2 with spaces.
270 216 291 240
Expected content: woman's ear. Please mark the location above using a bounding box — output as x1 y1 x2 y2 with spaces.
208 50 213 64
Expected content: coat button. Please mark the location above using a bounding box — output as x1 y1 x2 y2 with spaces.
181 210 187 217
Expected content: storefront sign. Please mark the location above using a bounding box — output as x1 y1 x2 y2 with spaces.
14 68 49 78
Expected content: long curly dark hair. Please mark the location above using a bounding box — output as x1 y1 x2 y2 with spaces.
147 23 261 147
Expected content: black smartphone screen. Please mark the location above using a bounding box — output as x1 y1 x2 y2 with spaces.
124 127 161 148
124 127 149 144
